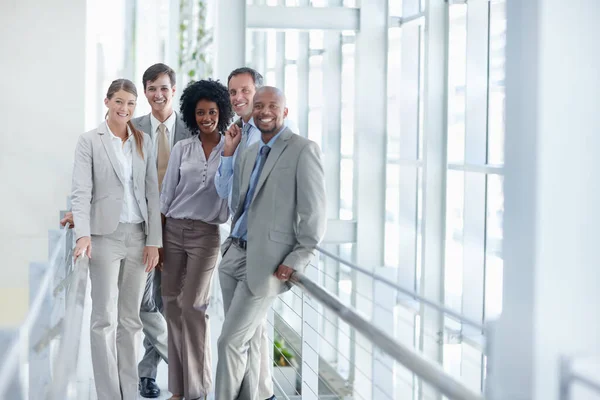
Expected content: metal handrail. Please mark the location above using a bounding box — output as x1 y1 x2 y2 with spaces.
48 254 90 400
316 245 485 331
560 356 600 400
290 270 484 400
0 223 71 396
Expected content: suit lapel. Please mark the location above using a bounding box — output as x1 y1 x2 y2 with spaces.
251 128 292 202
98 123 126 186
233 144 259 223
140 114 152 138
174 114 189 144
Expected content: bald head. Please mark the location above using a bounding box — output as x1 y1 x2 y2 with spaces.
254 86 286 106
253 86 288 137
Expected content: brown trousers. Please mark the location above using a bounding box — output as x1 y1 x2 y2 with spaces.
161 217 220 399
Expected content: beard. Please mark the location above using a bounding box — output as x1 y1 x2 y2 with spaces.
257 120 282 136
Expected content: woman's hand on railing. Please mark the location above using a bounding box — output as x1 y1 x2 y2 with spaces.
60 211 75 229
74 236 91 260
143 246 160 273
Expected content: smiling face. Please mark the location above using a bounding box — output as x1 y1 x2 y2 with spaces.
195 99 219 135
228 73 257 121
104 89 136 124
144 73 175 115
252 88 288 136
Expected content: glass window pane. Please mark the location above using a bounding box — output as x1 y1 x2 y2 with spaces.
387 27 402 161
285 30 299 61
485 174 504 320
267 29 277 69
310 30 324 50
444 170 464 311
265 70 276 86
385 163 400 267
389 0 403 17
487 0 506 165
416 168 423 288
341 41 355 157
285 64 299 130
339 158 354 220
308 55 323 145
418 24 425 161
447 4 467 164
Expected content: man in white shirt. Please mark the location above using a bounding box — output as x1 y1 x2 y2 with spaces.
131 63 191 398
214 67 277 400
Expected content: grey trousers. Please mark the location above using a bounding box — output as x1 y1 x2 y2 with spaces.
162 218 220 399
89 223 147 400
138 267 168 379
216 241 276 400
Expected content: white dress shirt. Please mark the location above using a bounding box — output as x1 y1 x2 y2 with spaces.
106 122 144 224
150 111 177 162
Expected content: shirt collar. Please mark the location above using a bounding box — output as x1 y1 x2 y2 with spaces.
150 111 176 135
260 126 286 148
242 117 258 131
106 121 133 142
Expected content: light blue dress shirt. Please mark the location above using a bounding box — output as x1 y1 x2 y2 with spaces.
214 118 261 213
231 127 286 240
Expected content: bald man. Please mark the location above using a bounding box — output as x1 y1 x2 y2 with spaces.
215 87 327 399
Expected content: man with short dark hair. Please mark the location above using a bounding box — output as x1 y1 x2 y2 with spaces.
131 62 191 398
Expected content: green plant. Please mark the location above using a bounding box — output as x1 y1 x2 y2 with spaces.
179 0 213 82
273 339 295 367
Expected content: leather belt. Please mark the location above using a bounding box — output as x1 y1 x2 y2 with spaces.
231 237 247 250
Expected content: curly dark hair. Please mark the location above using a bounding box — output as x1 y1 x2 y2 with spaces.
179 79 233 134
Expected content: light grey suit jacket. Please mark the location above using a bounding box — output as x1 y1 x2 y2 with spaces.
71 122 162 246
228 127 327 297
130 112 191 148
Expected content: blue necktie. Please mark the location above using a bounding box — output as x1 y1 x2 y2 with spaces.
238 122 251 153
235 145 271 239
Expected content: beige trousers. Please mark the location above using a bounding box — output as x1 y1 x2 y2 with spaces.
89 222 147 400
162 218 220 399
216 241 276 400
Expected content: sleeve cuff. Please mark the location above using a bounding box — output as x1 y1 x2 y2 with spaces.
219 155 233 172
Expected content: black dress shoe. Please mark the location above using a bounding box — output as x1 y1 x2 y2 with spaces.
139 377 161 398
265 396 277 400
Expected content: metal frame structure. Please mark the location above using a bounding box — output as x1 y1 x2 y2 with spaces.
290 270 483 400
0 0 507 398
230 0 506 398
0 217 89 400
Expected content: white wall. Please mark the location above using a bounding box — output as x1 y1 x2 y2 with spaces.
0 1 86 325
489 0 600 399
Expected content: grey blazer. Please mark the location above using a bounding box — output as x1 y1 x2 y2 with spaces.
227 127 327 297
130 112 191 148
71 122 162 246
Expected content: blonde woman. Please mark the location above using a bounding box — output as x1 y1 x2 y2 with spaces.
71 79 161 400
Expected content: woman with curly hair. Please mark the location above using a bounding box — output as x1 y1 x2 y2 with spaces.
159 79 233 400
